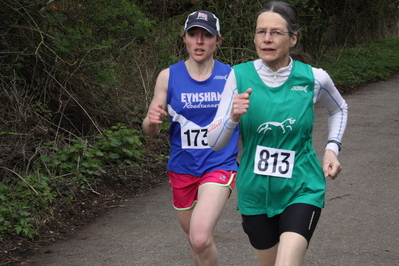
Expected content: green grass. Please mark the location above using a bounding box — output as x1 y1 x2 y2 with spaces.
315 37 399 91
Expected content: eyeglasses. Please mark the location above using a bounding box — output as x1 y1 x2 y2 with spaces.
255 30 290 38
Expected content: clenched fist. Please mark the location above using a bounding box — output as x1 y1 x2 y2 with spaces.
148 104 167 125
231 88 252 122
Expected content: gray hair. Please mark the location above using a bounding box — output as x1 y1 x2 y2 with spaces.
254 1 300 38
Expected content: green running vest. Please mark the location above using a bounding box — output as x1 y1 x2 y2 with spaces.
234 60 325 217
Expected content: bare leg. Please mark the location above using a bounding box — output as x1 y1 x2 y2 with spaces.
253 232 307 266
275 232 307 266
189 184 230 265
176 208 199 265
254 244 278 266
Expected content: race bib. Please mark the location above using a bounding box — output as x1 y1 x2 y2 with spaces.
181 126 209 149
254 145 295 178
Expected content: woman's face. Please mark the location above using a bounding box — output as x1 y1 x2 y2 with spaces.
254 11 297 71
184 27 220 63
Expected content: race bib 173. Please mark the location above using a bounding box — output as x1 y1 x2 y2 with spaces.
181 126 209 149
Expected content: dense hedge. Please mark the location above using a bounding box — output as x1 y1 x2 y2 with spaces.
1 0 398 136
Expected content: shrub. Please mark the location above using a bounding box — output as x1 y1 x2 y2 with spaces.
0 124 147 239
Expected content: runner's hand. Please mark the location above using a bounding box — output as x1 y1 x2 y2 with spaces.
323 149 342 179
148 104 167 125
231 88 252 122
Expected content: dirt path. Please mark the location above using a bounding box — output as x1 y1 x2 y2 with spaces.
21 73 399 265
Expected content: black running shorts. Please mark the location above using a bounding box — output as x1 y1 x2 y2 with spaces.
241 203 321 249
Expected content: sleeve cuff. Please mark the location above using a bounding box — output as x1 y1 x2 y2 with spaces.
325 143 340 156
225 119 238 129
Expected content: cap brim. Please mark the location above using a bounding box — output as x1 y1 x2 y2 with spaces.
186 23 218 36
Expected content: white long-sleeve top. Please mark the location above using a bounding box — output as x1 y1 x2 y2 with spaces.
208 58 348 155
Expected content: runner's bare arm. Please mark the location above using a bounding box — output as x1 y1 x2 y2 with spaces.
142 69 169 136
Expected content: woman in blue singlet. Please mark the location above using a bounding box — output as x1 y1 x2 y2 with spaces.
142 11 239 265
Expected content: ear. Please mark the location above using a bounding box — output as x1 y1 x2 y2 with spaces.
216 35 222 45
290 32 298 48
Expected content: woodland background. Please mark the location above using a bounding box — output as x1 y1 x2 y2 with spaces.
1 0 399 263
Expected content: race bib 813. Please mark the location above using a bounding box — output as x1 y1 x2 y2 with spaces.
253 145 295 178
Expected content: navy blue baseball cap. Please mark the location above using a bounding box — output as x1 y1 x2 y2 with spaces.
184 10 220 36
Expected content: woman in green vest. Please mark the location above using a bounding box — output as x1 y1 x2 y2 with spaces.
207 1 348 265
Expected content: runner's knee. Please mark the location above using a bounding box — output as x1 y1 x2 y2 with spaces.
189 233 213 254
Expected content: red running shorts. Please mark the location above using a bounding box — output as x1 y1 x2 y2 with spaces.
168 169 236 210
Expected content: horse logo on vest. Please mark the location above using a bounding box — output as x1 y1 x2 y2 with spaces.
257 118 296 134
